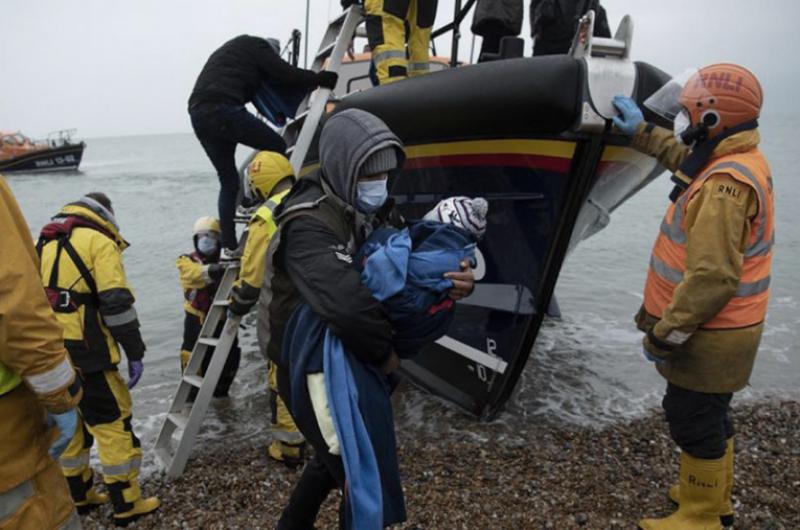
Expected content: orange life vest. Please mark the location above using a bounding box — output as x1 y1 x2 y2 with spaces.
643 149 774 329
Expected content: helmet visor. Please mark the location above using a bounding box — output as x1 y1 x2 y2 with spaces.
644 68 704 121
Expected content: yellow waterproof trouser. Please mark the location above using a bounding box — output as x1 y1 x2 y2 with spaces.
60 370 143 514
365 0 437 84
268 362 303 445
0 458 80 530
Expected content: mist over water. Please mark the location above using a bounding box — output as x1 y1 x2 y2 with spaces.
6 112 798 475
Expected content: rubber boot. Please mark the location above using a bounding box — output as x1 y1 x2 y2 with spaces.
76 488 110 515
667 438 735 527
268 440 307 469
109 480 161 527
639 452 725 530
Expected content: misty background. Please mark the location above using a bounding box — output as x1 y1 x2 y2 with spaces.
2 0 798 139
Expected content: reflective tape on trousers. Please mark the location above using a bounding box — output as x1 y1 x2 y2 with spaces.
60 452 91 469
102 456 142 477
0 479 34 521
102 307 138 327
24 358 74 395
408 61 430 72
372 49 406 64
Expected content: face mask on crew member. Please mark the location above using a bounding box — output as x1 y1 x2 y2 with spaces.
197 235 219 256
356 179 388 213
673 109 691 144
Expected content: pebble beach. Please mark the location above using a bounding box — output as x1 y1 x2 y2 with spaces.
80 399 799 530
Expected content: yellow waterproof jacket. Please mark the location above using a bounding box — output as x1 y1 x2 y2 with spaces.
632 124 771 392
176 252 219 321
38 200 146 373
229 189 290 315
0 176 82 492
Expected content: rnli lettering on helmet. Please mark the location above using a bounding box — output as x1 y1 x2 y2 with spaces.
698 72 744 93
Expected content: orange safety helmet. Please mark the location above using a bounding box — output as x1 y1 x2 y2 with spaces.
679 63 763 140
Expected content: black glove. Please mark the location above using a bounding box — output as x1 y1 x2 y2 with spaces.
341 0 360 8
207 263 225 281
316 71 339 90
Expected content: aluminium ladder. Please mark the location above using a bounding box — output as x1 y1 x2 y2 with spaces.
154 5 365 478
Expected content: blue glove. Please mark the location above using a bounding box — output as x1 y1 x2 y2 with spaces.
612 95 644 135
127 360 144 389
642 346 666 365
47 409 78 459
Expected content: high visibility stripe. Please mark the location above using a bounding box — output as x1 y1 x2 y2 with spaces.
735 276 771 297
0 479 34 520
60 453 91 469
660 204 687 244
60 509 82 530
102 307 138 327
408 61 430 72
102 456 141 477
271 429 306 444
650 255 684 284
372 49 406 64
24 358 74 395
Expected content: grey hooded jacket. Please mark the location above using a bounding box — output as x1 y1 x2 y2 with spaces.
258 109 405 367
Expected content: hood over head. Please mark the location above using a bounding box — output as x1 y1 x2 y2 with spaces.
318 108 405 207
55 196 128 249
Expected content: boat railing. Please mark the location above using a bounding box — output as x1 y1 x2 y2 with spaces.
45 129 77 147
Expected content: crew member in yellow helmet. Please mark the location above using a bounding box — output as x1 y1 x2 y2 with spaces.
175 216 240 398
229 151 306 467
38 192 160 526
0 176 83 529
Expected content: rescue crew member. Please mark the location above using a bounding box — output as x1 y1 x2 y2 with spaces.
227 151 306 467
348 0 438 84
0 176 83 529
259 109 475 529
613 63 773 530
189 35 338 257
38 193 160 526
175 216 240 399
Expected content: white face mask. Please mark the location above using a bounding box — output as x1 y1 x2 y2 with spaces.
355 179 388 213
673 110 691 144
197 235 219 256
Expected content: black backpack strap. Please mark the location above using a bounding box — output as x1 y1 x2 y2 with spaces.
61 238 99 299
47 238 65 289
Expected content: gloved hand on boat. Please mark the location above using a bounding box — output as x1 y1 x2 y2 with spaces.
641 329 675 364
612 95 644 136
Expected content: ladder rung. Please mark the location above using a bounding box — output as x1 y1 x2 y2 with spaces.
167 411 189 431
197 337 219 347
316 42 335 60
183 375 203 388
213 299 230 307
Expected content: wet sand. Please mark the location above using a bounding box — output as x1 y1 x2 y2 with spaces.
81 400 799 530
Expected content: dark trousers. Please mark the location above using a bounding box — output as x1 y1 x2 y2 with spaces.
189 102 287 250
662 382 734 460
276 363 346 530
182 313 241 398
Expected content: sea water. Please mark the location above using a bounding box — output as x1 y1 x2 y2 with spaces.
6 112 798 475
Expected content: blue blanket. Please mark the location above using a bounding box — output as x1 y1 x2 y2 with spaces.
283 220 476 529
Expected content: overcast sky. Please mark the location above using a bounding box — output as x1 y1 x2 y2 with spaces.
2 0 797 138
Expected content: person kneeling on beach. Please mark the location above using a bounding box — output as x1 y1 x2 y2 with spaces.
38 193 160 526
257 108 475 530
175 216 241 399
613 63 773 530
228 151 307 468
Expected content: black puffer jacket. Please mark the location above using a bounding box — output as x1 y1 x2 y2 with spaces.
530 0 611 55
258 109 405 367
471 0 524 37
188 35 320 109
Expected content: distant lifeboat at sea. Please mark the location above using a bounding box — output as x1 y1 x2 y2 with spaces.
0 129 85 173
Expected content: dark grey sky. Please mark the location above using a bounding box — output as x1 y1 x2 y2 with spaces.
1 0 796 138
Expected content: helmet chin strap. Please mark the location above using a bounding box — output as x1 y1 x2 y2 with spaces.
668 119 759 203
